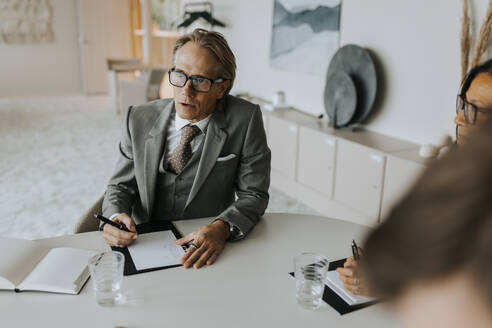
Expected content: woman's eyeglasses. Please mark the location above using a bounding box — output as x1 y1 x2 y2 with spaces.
456 94 478 124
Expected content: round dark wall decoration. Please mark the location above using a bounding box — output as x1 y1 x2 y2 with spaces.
324 70 357 128
326 44 378 125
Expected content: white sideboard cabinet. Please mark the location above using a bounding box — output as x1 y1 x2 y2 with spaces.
262 113 269 134
259 105 428 227
297 126 337 198
334 139 385 224
380 150 427 220
268 115 299 180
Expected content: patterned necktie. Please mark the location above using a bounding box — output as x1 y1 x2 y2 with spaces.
167 124 202 174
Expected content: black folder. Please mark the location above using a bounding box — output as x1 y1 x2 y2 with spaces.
290 258 380 315
111 221 185 276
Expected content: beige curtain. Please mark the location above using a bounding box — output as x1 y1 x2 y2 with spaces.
129 0 142 60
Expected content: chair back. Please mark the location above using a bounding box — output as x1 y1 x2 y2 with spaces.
74 195 103 233
147 69 166 100
107 58 141 70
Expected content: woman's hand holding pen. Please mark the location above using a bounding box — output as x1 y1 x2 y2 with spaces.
102 213 138 247
336 247 370 296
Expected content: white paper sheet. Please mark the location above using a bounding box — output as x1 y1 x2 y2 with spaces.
127 231 185 271
325 270 376 306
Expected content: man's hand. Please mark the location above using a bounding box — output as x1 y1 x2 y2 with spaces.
336 248 370 296
102 213 138 247
175 219 230 269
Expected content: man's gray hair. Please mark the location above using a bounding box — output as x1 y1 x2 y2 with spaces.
173 28 236 95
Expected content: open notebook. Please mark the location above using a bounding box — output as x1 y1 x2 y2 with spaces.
325 270 376 306
0 238 96 294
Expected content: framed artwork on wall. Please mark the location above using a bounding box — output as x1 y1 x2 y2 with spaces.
269 0 341 76
0 0 54 44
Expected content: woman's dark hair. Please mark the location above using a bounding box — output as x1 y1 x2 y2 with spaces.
362 122 492 305
460 58 492 96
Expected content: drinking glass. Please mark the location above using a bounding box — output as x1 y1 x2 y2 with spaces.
88 251 125 306
294 252 328 310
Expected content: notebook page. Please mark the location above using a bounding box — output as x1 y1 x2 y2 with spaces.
0 277 14 290
127 230 185 271
325 270 376 306
18 248 96 294
0 238 48 289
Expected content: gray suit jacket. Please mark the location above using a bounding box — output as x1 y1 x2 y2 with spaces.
102 95 271 237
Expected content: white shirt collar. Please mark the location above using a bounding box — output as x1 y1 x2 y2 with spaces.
175 111 212 134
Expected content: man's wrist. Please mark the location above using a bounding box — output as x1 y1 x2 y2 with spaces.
100 213 121 231
109 213 121 221
212 219 231 240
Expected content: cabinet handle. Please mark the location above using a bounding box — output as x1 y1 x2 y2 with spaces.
324 138 335 146
288 125 297 133
370 154 384 163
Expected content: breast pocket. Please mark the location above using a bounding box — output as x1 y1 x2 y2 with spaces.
213 155 239 170
217 154 237 162
211 155 239 187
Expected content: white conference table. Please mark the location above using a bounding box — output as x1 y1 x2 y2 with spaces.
1 213 398 328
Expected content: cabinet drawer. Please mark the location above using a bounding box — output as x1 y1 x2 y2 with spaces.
334 139 385 223
297 126 336 197
262 113 269 136
380 155 425 221
268 116 298 179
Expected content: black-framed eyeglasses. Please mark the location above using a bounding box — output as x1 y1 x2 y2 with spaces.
168 68 225 93
456 94 478 124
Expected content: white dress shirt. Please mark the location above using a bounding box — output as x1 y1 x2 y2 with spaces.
162 111 212 162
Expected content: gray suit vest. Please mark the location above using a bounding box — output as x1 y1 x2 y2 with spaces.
151 141 204 221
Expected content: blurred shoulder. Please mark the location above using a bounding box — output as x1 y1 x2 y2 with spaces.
125 98 173 130
222 95 260 121
128 98 173 121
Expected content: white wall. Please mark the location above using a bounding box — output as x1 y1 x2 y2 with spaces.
187 0 492 145
0 0 82 97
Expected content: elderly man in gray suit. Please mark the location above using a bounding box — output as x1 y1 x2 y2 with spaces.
102 29 271 269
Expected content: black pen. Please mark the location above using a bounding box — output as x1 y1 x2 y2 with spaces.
351 239 360 261
94 214 131 232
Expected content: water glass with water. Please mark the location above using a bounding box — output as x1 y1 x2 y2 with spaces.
294 252 328 310
88 251 125 306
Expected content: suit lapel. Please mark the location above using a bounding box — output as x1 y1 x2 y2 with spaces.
185 108 227 208
143 100 174 217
